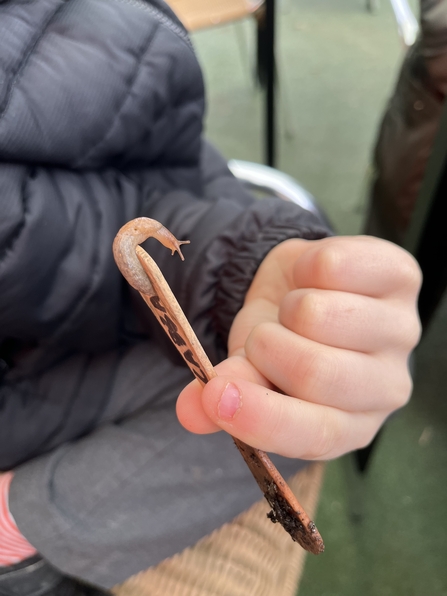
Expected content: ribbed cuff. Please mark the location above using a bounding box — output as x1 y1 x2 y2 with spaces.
212 199 332 350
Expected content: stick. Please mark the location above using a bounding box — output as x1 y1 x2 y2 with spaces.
113 217 324 555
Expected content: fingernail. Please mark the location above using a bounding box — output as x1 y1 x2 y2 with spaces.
218 382 242 420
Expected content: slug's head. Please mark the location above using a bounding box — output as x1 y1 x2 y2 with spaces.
113 217 190 294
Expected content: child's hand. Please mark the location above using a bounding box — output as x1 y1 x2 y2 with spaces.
176 236 422 460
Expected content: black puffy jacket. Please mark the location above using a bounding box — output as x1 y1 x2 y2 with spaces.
0 0 331 469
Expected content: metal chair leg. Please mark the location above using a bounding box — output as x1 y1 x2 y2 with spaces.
255 0 276 167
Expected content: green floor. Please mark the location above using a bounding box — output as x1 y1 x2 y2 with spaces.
190 1 447 594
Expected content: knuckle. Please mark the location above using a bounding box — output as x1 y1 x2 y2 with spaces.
296 292 329 334
389 305 422 352
411 315 423 347
394 316 421 352
396 252 423 293
311 244 345 286
403 320 422 350
245 321 273 357
406 256 423 290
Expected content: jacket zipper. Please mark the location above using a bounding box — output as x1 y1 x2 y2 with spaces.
112 0 194 51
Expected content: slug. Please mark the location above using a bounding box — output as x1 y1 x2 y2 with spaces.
113 217 190 294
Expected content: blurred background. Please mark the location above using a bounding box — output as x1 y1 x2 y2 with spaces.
181 0 447 594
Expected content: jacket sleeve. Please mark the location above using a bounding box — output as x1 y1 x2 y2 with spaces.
0 163 142 373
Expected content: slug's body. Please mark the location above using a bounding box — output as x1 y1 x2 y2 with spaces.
113 217 190 294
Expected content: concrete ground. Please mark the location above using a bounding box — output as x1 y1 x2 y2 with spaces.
190 0 447 594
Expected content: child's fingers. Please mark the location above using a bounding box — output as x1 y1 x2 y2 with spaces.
244 322 413 412
292 236 421 299
279 289 421 353
196 374 385 460
176 355 273 434
176 379 221 434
